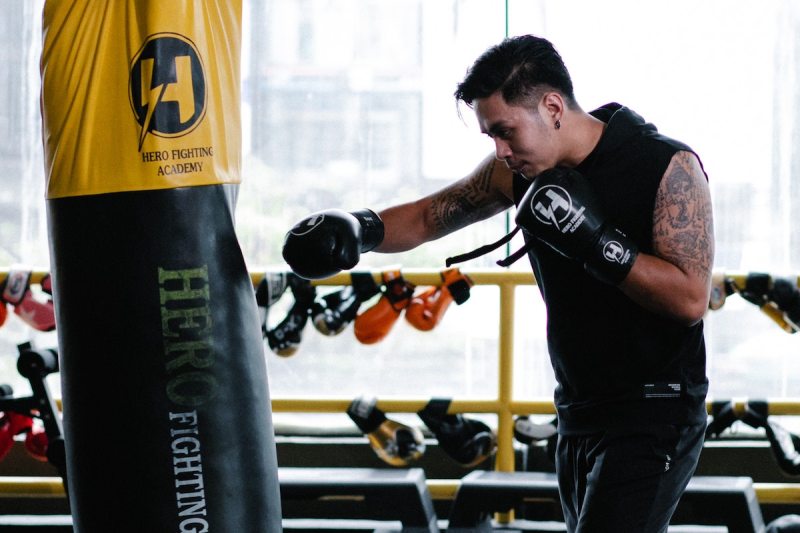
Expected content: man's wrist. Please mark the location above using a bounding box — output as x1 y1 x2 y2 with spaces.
351 208 385 253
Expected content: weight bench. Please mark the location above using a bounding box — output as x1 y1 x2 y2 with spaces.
279 467 440 532
447 471 765 533
0 468 440 532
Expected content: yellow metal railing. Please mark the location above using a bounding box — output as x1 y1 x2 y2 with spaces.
253 268 800 516
1 268 800 514
256 268 535 481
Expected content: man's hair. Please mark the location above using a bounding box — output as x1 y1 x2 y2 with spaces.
454 35 577 111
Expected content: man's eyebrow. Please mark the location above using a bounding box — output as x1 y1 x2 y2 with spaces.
485 122 508 137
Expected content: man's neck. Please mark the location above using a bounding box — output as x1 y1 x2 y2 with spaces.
560 111 606 168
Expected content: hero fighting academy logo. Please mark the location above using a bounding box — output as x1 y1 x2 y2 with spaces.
129 33 207 151
530 185 572 231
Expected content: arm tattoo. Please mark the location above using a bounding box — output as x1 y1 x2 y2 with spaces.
653 152 714 281
430 159 505 234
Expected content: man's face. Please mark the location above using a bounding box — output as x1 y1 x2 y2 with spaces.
475 91 558 179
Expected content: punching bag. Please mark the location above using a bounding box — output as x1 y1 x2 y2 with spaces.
40 2 282 532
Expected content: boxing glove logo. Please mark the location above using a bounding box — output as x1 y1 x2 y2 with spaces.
530 185 572 229
289 214 326 236
602 240 626 263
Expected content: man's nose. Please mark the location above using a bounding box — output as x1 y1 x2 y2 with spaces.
494 139 512 161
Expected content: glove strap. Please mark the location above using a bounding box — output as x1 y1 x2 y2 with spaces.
351 209 385 253
351 271 380 301
1 269 32 305
446 226 521 267
738 272 772 305
584 226 639 285
255 272 289 308
442 269 473 305
347 396 387 433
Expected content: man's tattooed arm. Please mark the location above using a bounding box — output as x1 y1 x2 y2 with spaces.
376 153 513 252
619 150 715 324
428 157 512 237
652 151 715 283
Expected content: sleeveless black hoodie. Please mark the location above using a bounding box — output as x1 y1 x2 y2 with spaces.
513 103 709 435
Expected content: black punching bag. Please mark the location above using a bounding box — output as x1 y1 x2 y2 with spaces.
40 2 282 531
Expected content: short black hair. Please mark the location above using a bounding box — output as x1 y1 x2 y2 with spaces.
455 35 576 110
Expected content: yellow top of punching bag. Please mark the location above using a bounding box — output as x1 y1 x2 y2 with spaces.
41 1 243 199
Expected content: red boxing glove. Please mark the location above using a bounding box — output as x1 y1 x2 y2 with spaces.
40 273 54 295
25 425 49 462
13 291 56 332
0 419 13 463
6 411 34 436
1 269 56 331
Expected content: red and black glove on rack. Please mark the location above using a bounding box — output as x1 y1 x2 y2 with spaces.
0 269 56 331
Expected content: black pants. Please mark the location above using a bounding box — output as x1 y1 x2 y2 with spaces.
556 422 706 533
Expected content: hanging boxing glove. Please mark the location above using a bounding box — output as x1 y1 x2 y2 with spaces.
25 424 49 462
13 291 56 332
770 277 800 332
732 273 797 333
405 268 473 331
513 415 558 445
515 167 639 284
705 400 738 439
255 272 289 337
312 272 380 336
354 270 415 344
1 269 56 331
283 208 384 280
0 417 13 463
40 273 53 296
743 400 800 476
708 272 729 311
417 398 496 468
1 269 31 306
266 273 316 357
6 411 34 437
346 396 425 467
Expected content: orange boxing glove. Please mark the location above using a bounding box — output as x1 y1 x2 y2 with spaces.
405 268 473 331
354 270 414 344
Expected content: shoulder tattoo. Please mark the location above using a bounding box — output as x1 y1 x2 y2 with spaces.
653 151 714 281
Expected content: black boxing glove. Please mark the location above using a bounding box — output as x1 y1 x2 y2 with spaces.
516 167 638 285
282 208 385 280
311 272 380 336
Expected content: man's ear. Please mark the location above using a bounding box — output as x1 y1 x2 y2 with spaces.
540 91 565 126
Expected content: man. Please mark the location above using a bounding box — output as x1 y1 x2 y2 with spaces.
283 34 714 532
